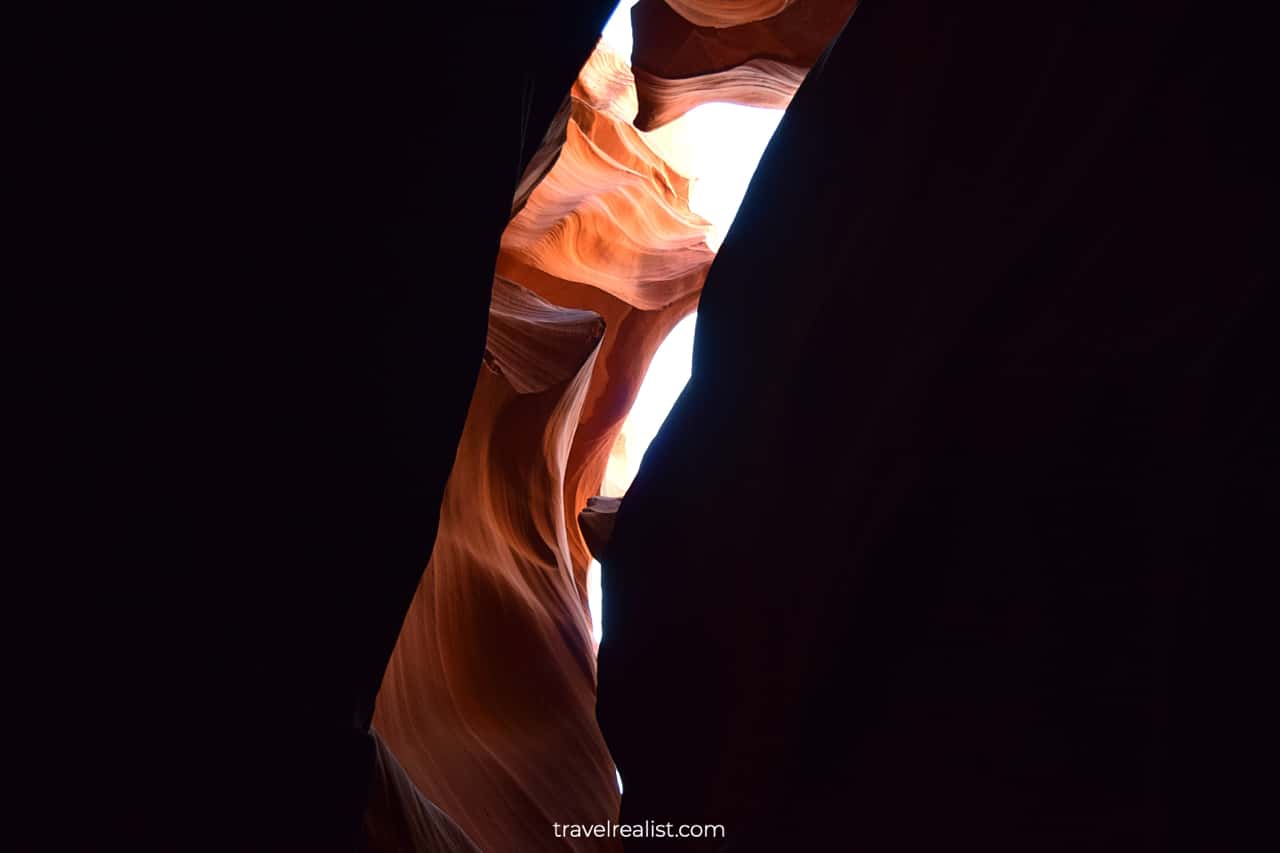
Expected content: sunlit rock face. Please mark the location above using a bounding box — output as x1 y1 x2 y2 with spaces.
666 0 797 28
370 4 855 849
373 279 617 853
630 0 859 129
501 47 715 311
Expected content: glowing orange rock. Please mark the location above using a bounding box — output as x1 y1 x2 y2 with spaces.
633 58 805 128
501 47 714 310
369 24 809 851
373 278 617 853
631 0 858 130
666 0 798 28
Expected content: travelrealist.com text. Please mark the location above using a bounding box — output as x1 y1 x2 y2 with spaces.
552 820 726 839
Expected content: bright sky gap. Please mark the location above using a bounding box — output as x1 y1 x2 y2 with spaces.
588 1 785 646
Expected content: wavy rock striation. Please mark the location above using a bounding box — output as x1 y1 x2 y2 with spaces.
631 0 858 129
502 49 715 310
369 11 855 849
373 278 616 853
364 729 483 853
666 0 798 28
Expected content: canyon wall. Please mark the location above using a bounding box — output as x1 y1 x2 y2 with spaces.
598 1 1275 850
371 4 856 849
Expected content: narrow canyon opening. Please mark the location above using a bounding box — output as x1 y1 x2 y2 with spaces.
369 2 849 848
38 1 1265 850
585 0 786 646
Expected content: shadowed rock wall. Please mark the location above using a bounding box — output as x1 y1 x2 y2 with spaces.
598 1 1275 850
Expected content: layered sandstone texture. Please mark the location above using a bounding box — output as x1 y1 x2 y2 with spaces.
369 3 856 850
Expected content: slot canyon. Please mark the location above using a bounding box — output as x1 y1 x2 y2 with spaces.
16 1 1273 852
